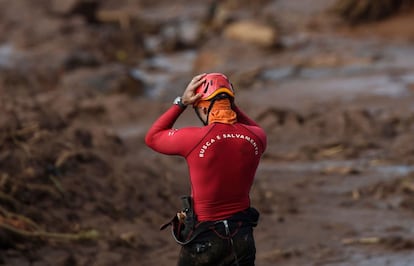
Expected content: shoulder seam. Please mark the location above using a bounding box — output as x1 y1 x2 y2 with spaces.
184 124 217 158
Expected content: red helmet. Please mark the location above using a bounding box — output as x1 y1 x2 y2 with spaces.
195 73 235 102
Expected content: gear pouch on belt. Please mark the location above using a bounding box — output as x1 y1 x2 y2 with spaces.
160 195 197 245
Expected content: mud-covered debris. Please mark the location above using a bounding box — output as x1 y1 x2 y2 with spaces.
223 20 280 48
331 0 414 24
259 247 302 260
321 165 360 175
342 236 381 245
50 0 100 23
342 235 414 250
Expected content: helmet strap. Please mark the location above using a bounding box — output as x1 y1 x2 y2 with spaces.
194 107 208 126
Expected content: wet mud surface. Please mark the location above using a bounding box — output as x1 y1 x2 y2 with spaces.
1 0 414 265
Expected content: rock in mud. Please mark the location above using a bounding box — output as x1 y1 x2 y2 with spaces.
223 20 280 48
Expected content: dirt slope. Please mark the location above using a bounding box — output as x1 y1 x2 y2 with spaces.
1 0 414 265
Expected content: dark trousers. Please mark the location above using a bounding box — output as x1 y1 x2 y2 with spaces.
177 222 256 266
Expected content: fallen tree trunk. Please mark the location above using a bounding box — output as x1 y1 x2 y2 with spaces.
331 0 414 24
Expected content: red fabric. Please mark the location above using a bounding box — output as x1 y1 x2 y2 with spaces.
145 105 267 221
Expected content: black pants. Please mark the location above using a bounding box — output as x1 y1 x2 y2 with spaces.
177 222 256 266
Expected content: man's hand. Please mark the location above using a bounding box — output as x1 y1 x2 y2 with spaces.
181 73 206 106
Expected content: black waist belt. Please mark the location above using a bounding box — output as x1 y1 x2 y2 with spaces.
160 196 260 246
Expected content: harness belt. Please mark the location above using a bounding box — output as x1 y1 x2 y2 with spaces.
160 196 260 247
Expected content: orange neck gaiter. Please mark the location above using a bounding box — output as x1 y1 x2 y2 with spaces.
197 99 237 125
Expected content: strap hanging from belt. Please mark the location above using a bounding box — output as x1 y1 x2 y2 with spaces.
222 220 240 266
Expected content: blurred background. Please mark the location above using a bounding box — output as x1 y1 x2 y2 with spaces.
1 0 414 265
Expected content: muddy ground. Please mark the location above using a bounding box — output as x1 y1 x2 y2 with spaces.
1 0 414 265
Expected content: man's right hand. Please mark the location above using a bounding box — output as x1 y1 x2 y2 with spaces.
181 73 207 106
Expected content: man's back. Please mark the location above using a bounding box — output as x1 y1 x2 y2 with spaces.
184 123 266 221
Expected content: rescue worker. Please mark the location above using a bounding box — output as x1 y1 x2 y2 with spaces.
145 73 267 266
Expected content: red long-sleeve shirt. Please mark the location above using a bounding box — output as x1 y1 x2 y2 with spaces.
145 105 267 221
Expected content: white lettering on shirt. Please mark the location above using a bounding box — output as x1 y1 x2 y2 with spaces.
168 129 178 136
198 133 259 157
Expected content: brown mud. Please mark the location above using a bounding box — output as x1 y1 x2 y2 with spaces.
1 0 414 265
